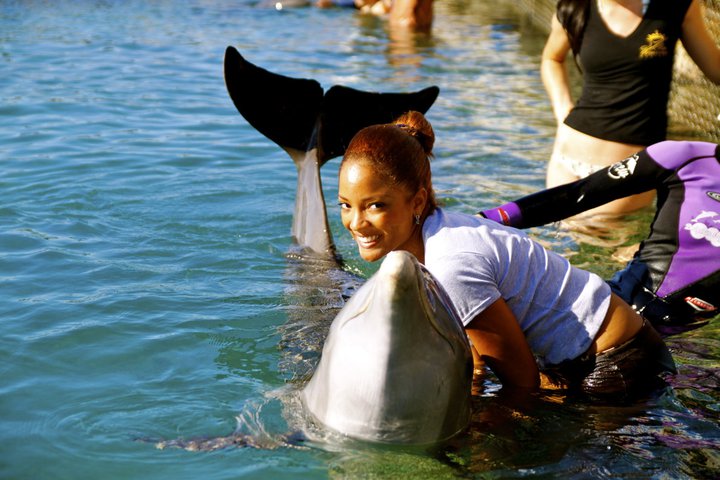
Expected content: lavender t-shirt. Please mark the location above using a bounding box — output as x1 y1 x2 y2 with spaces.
423 208 610 367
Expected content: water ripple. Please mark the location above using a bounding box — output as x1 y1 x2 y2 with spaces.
1 0 718 479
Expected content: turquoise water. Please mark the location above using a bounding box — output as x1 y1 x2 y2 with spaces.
2 0 719 478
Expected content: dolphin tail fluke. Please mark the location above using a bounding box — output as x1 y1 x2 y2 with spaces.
223 46 324 154
223 46 440 165
316 85 440 164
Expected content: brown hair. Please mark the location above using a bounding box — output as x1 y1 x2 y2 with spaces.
340 111 438 218
557 0 590 61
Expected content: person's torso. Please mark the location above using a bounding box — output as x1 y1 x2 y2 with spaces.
564 0 690 145
422 209 610 366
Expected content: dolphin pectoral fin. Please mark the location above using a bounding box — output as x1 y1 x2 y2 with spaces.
223 46 324 153
317 85 440 164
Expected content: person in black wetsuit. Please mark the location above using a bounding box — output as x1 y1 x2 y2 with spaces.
479 140 720 336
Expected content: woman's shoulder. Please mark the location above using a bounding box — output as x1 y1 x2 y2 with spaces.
646 140 719 168
424 208 529 254
427 207 532 235
424 208 488 239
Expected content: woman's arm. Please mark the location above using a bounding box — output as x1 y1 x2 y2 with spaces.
541 14 575 123
681 0 720 84
479 144 673 227
465 298 540 390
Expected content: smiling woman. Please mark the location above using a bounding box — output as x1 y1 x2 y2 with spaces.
338 111 676 398
338 161 426 262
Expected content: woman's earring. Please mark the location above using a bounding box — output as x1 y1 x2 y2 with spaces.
414 214 421 225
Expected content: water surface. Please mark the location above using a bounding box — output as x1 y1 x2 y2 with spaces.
2 1 718 478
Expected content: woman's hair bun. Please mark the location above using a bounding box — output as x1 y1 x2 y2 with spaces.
393 111 435 155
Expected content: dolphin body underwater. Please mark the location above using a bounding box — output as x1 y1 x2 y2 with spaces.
155 47 473 449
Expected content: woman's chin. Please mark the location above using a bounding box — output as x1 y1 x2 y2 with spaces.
358 246 386 263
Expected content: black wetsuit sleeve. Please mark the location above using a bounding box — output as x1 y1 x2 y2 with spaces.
480 150 666 228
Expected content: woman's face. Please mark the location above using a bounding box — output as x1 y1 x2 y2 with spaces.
338 160 426 262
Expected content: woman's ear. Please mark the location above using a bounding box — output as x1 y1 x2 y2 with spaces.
413 188 428 215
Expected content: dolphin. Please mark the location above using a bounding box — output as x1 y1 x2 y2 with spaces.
150 48 471 449
302 250 473 444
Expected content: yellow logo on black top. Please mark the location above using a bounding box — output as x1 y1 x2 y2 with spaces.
639 30 668 58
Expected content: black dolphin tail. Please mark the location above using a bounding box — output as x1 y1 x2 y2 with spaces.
224 46 324 154
223 46 440 166
317 84 439 163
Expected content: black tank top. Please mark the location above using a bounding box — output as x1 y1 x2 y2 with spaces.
564 0 691 145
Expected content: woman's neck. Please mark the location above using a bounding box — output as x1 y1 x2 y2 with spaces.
399 225 426 264
599 0 648 16
597 0 646 37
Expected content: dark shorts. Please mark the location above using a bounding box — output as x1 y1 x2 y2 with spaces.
542 320 676 399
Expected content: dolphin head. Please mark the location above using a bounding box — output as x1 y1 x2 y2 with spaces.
301 250 473 445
